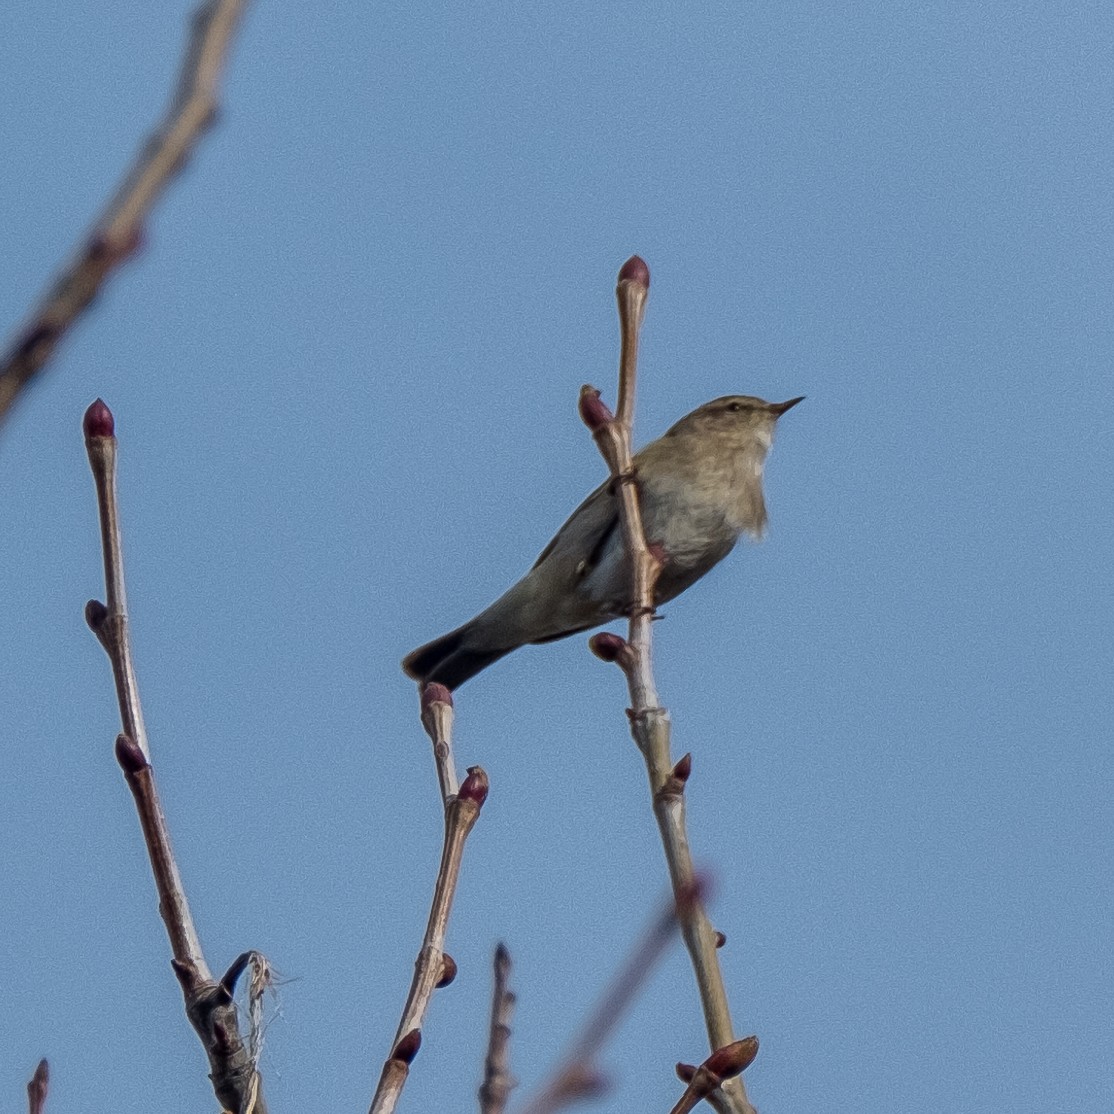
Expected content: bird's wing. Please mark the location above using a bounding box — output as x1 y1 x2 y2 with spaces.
531 478 619 576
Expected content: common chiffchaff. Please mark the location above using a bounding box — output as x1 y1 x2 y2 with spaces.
403 394 802 688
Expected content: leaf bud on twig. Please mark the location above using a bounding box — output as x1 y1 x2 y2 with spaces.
115 734 148 774
436 952 458 987
84 598 108 632
83 398 115 439
578 384 614 431
420 682 453 711
458 766 489 806
704 1036 759 1080
617 254 650 288
392 1029 422 1065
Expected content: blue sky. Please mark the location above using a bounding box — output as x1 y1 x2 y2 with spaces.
2 2 1111 1111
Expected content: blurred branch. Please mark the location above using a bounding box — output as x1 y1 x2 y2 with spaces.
515 882 698 1114
369 685 489 1114
478 943 517 1114
582 257 755 1114
83 399 266 1114
26 1059 48 1114
0 0 251 431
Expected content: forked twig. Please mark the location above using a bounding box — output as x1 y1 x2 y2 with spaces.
83 400 265 1114
369 685 489 1114
581 257 757 1114
0 0 251 429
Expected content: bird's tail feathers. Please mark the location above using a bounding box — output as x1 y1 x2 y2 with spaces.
402 624 516 691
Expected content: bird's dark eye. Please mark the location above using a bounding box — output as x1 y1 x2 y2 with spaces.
727 401 742 412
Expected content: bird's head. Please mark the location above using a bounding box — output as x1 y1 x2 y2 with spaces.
665 394 804 448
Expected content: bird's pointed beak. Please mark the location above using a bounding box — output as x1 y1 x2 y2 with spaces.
768 396 805 417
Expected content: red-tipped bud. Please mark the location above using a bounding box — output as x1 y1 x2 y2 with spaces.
588 631 628 662
115 735 148 773
578 385 614 431
672 753 692 784
85 599 108 631
392 1029 421 1064
436 952 458 987
458 766 489 806
618 255 650 288
421 682 453 711
704 1037 759 1079
714 931 727 948
675 1062 697 1083
83 398 115 439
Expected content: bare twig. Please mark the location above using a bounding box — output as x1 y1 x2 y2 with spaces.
369 684 488 1114
515 882 699 1114
83 400 150 760
0 0 252 430
479 943 517 1114
421 682 460 801
26 1060 48 1114
83 400 265 1114
581 256 755 1114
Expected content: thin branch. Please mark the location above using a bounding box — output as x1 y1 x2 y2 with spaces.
83 400 265 1114
83 400 150 760
26 1060 48 1114
581 256 755 1114
0 0 252 430
478 943 517 1114
421 682 460 801
369 684 489 1114
515 882 698 1114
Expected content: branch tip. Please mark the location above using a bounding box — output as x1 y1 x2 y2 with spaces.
458 766 490 806
27 1059 49 1113
420 682 453 711
83 398 115 439
617 255 650 288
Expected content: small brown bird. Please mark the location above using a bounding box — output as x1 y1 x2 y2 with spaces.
403 394 803 689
